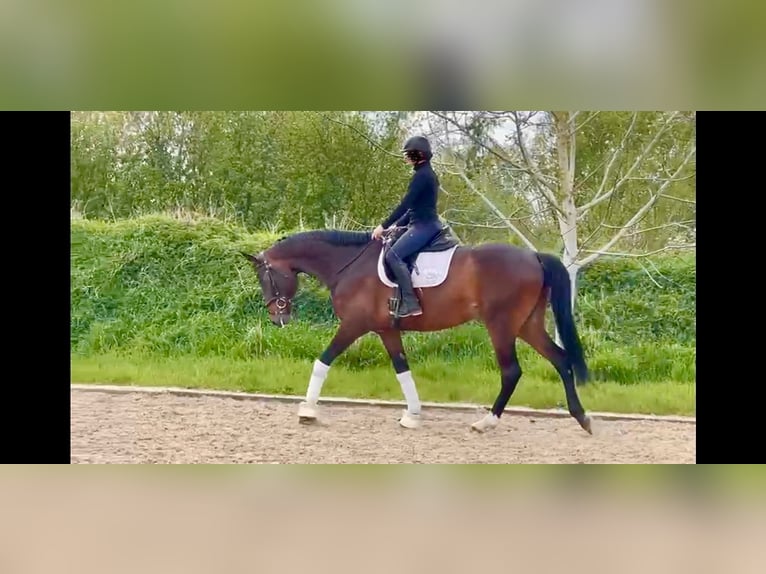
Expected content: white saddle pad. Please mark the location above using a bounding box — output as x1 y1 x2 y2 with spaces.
377 246 459 288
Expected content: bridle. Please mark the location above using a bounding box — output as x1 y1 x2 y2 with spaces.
254 253 291 316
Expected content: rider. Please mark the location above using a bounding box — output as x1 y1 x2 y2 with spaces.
372 135 442 318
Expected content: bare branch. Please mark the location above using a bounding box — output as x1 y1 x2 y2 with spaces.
578 111 680 217
661 194 696 205
448 170 538 250
437 159 535 209
317 112 401 158
437 213 464 243
573 111 602 134
445 220 525 230
440 207 483 216
429 110 560 205
443 205 528 221
638 260 664 288
575 155 611 191
578 143 696 266
643 257 689 289
510 111 563 214
599 220 696 237
429 111 515 165
583 112 638 207
624 173 696 182
579 244 695 259
567 113 611 191
576 222 606 258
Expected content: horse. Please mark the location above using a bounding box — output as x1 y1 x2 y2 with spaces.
240 225 592 434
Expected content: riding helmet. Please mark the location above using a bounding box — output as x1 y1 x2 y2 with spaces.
401 135 432 158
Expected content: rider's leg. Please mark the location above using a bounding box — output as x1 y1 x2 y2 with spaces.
384 222 441 317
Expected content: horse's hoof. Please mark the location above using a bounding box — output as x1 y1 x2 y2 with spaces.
399 410 421 429
297 401 319 424
579 415 593 435
471 413 499 433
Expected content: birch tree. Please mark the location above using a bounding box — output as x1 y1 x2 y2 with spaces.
425 110 696 339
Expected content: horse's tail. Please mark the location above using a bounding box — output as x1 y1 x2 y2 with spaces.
536 252 589 385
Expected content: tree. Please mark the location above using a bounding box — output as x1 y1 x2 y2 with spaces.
425 110 696 341
70 111 411 230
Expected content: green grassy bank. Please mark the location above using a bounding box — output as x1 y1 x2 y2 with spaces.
71 215 696 415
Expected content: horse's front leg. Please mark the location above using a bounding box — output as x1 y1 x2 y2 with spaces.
378 329 422 429
297 320 366 424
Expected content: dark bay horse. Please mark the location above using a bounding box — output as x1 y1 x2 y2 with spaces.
240 227 592 434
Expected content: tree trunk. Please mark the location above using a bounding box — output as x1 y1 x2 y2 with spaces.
553 112 579 346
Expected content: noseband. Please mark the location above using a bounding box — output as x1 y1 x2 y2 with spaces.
255 254 291 314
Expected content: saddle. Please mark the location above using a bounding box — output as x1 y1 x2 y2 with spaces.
382 224 460 270
379 224 461 286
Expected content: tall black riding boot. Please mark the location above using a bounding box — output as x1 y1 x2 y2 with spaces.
389 257 422 318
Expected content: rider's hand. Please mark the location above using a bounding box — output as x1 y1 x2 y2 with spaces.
372 224 385 240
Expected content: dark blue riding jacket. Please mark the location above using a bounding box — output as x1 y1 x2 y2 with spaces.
382 161 439 229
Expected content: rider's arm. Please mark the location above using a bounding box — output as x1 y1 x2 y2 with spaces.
381 171 428 228
395 210 411 227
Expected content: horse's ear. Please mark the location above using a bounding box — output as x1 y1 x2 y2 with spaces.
239 251 257 263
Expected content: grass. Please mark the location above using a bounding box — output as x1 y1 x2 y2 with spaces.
70 352 696 416
70 215 696 416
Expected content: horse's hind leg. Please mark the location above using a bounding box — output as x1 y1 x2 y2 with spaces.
471 318 522 433
519 296 592 434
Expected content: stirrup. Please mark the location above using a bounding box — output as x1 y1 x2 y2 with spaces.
388 296 400 317
388 296 422 318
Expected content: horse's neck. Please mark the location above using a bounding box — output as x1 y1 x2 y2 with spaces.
281 242 362 288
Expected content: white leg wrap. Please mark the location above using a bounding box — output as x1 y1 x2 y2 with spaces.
396 370 421 415
305 359 330 405
399 409 421 429
471 412 500 432
297 401 320 421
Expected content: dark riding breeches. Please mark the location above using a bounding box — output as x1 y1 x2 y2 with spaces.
385 221 442 265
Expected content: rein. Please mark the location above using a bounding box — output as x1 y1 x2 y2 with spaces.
335 227 407 277
335 238 378 277
334 227 405 277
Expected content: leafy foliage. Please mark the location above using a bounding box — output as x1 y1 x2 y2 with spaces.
71 216 696 384
70 111 409 231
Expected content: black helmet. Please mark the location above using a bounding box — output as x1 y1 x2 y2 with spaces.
401 135 432 157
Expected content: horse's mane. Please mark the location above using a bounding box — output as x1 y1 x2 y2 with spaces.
277 229 372 247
